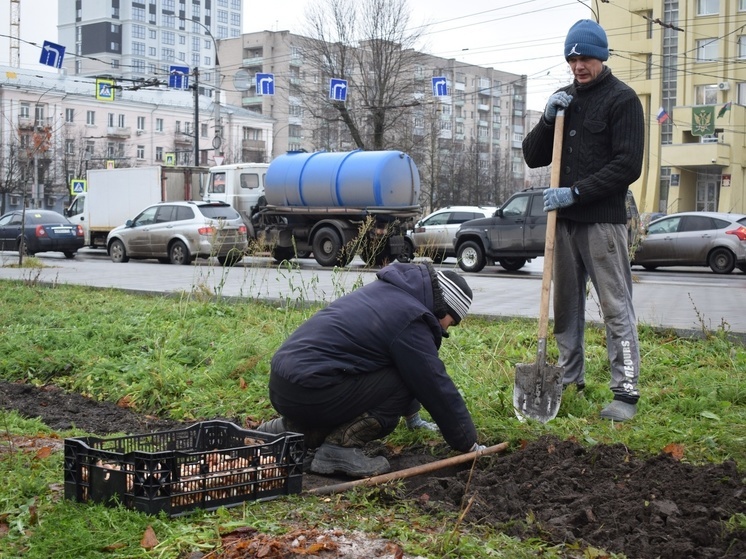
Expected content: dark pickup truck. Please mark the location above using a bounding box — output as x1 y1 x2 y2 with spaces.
453 188 639 273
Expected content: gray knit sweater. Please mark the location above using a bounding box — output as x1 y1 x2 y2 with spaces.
522 66 644 224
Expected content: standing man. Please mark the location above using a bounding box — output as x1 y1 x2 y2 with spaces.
522 19 644 421
257 262 483 478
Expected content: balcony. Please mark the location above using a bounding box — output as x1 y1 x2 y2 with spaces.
242 95 264 106
17 116 34 129
106 126 131 138
174 132 193 145
289 55 303 67
242 139 265 150
242 56 263 68
478 103 490 112
661 141 730 169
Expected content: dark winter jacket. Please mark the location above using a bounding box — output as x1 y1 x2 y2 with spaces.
270 262 478 452
522 66 644 224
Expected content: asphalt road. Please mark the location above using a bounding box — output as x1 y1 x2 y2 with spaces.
1 249 745 336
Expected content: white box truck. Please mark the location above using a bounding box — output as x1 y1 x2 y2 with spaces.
66 166 207 248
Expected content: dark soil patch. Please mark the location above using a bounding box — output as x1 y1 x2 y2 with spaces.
2 381 745 559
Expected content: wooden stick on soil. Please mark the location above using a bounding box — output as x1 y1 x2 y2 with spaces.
306 442 509 496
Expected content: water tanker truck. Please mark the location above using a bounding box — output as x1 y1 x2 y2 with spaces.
206 150 421 267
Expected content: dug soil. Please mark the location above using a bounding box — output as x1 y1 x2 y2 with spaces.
2 381 745 559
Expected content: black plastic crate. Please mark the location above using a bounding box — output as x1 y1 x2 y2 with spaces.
64 420 305 516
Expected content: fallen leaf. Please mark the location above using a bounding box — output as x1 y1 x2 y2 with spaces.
140 525 159 549
663 443 685 461
102 542 127 551
34 446 53 460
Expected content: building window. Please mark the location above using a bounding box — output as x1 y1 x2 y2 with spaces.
163 0 175 9
19 102 30 118
217 10 228 23
695 84 719 104
108 113 115 127
149 47 156 56
175 120 181 133
133 7 145 21
156 147 163 161
86 110 95 125
163 31 175 45
201 123 208 137
696 39 718 61
65 139 75 155
740 0 746 10
65 108 75 123
163 14 175 28
156 118 164 132
739 36 746 58
137 116 146 131
231 13 240 26
133 59 145 73
697 0 719 15
162 48 175 61
133 24 145 39
137 145 145 159
133 42 145 56
149 29 157 39
192 37 200 51
107 142 115 157
192 53 200 67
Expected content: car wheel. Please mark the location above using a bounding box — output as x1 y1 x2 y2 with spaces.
708 247 735 274
457 241 486 273
312 227 345 267
169 240 192 265
109 239 129 263
642 264 658 271
63 251 76 259
157 258 171 264
16 238 30 256
499 258 527 271
396 239 415 264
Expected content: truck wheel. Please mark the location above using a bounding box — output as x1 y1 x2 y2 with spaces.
271 246 296 263
169 240 192 265
457 241 486 273
396 239 415 263
312 227 344 267
109 239 129 263
498 258 526 271
63 251 76 259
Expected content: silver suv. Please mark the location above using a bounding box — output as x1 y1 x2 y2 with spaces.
409 205 497 263
106 201 248 266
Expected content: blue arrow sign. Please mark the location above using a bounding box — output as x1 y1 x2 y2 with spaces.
256 73 275 95
432 76 448 97
40 40 66 69
329 78 348 101
169 65 190 89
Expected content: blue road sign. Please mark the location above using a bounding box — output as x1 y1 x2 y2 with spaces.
256 73 275 95
169 65 190 89
70 179 86 195
329 78 348 101
432 76 448 97
39 40 66 69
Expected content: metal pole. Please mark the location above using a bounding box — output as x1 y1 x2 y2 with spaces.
193 67 200 166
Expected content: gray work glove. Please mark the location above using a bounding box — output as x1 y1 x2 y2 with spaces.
405 412 439 431
543 187 576 211
543 91 573 123
469 442 486 452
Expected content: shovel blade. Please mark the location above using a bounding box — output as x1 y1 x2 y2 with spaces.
513 360 564 423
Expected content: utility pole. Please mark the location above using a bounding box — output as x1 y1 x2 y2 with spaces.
193 67 200 166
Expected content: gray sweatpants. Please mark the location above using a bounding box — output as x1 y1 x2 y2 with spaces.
552 220 640 402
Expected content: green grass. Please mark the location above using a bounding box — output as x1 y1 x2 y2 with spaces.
0 279 743 558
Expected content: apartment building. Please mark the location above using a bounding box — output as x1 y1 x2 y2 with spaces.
57 0 242 99
219 30 529 200
0 64 273 213
599 0 746 215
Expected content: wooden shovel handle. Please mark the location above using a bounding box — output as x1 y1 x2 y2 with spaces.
538 110 565 340
306 442 509 496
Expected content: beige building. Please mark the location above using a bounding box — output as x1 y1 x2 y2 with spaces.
219 30 529 199
0 64 273 212
599 0 746 215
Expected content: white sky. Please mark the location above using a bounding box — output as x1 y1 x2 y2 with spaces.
0 0 592 111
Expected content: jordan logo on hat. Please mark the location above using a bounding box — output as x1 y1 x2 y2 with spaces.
568 43 581 56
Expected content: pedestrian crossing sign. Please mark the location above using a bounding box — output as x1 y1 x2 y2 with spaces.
70 179 87 195
164 153 176 167
96 78 116 101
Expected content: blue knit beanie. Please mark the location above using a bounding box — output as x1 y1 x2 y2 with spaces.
564 19 609 61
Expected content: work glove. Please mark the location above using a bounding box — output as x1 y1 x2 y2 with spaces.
543 187 576 212
543 91 573 123
469 442 487 452
405 412 439 431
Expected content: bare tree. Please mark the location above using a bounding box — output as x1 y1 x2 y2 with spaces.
300 0 425 151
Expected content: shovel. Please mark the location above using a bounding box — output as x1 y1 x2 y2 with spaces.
513 110 566 423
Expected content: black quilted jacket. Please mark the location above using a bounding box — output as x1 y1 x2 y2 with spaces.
522 66 644 224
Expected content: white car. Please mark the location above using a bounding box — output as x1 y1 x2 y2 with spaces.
410 205 497 263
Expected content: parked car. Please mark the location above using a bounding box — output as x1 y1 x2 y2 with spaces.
409 205 497 262
632 211 746 274
455 189 640 273
0 209 84 258
106 201 248 266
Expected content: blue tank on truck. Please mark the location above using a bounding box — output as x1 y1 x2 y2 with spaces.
265 150 420 208
254 150 422 268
